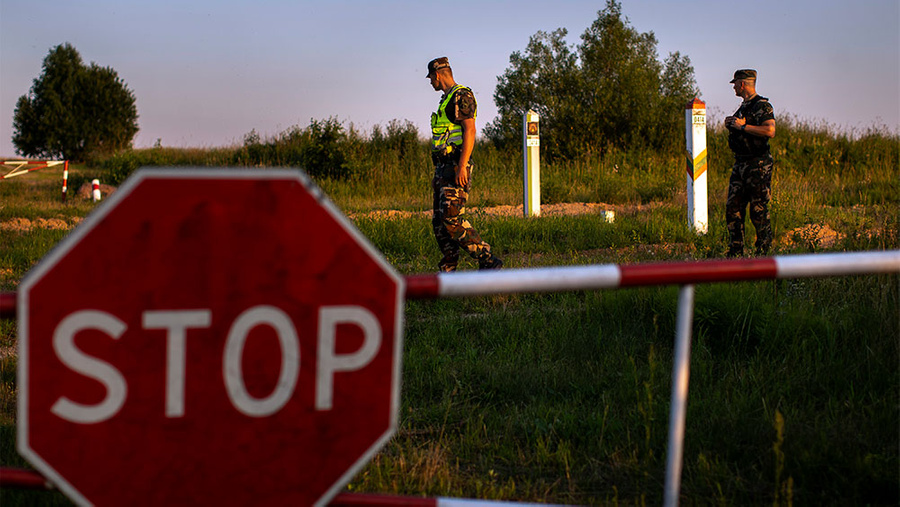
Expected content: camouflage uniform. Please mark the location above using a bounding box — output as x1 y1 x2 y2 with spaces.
726 94 775 256
430 86 497 272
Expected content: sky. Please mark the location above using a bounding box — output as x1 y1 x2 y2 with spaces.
1 0 898 158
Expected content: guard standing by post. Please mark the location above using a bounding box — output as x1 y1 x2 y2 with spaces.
426 56 502 272
724 69 777 257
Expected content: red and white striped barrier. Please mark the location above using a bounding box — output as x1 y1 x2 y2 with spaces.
330 492 555 506
0 160 66 180
0 160 69 203
405 250 899 299
1 251 898 320
0 467 557 506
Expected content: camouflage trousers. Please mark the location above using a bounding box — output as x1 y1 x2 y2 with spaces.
726 156 774 256
432 160 493 272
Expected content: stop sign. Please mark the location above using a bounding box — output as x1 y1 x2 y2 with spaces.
17 168 404 506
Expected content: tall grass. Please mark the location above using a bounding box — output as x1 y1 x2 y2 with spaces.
93 116 898 224
355 275 897 504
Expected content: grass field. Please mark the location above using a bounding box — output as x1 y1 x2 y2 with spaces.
1 120 898 505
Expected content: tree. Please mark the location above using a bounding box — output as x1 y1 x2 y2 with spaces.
12 43 139 161
485 28 584 160
485 0 699 160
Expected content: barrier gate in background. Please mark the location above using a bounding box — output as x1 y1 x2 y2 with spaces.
1 160 69 201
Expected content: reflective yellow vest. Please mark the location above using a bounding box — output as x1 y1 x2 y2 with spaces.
431 84 476 154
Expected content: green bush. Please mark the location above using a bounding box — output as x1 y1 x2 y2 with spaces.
97 146 236 184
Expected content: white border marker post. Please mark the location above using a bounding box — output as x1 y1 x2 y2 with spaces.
523 110 540 217
685 99 708 234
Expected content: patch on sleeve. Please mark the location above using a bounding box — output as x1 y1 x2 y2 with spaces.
454 89 477 121
753 100 775 123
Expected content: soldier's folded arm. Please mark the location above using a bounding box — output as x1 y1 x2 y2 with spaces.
745 119 776 138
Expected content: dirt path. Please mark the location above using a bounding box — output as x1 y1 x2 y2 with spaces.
348 202 659 220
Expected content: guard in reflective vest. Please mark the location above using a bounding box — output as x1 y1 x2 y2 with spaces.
426 57 502 272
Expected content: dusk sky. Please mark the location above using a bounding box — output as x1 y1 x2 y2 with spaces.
1 0 898 157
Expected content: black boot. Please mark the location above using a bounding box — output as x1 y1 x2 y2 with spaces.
478 255 503 270
438 252 459 272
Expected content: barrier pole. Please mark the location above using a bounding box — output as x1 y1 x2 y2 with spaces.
664 284 696 507
523 110 540 217
685 99 708 234
0 466 551 505
0 292 14 319
0 467 51 489
5 252 899 318
61 161 68 202
406 251 899 299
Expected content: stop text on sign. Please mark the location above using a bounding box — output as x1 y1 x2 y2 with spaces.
51 304 381 424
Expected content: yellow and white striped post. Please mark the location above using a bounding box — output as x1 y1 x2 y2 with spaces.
523 110 540 217
685 98 708 234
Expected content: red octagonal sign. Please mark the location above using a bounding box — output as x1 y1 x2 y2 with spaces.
17 169 404 506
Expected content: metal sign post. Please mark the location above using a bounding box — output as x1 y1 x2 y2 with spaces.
664 284 696 507
523 110 540 217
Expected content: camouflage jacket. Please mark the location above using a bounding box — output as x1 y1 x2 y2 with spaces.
728 95 775 160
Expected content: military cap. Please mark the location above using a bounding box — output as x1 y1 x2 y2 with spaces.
730 69 757 83
427 57 451 76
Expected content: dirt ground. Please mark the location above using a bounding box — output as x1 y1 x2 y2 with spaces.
348 201 656 220
2 199 846 249
0 216 82 233
352 202 847 249
781 223 845 249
